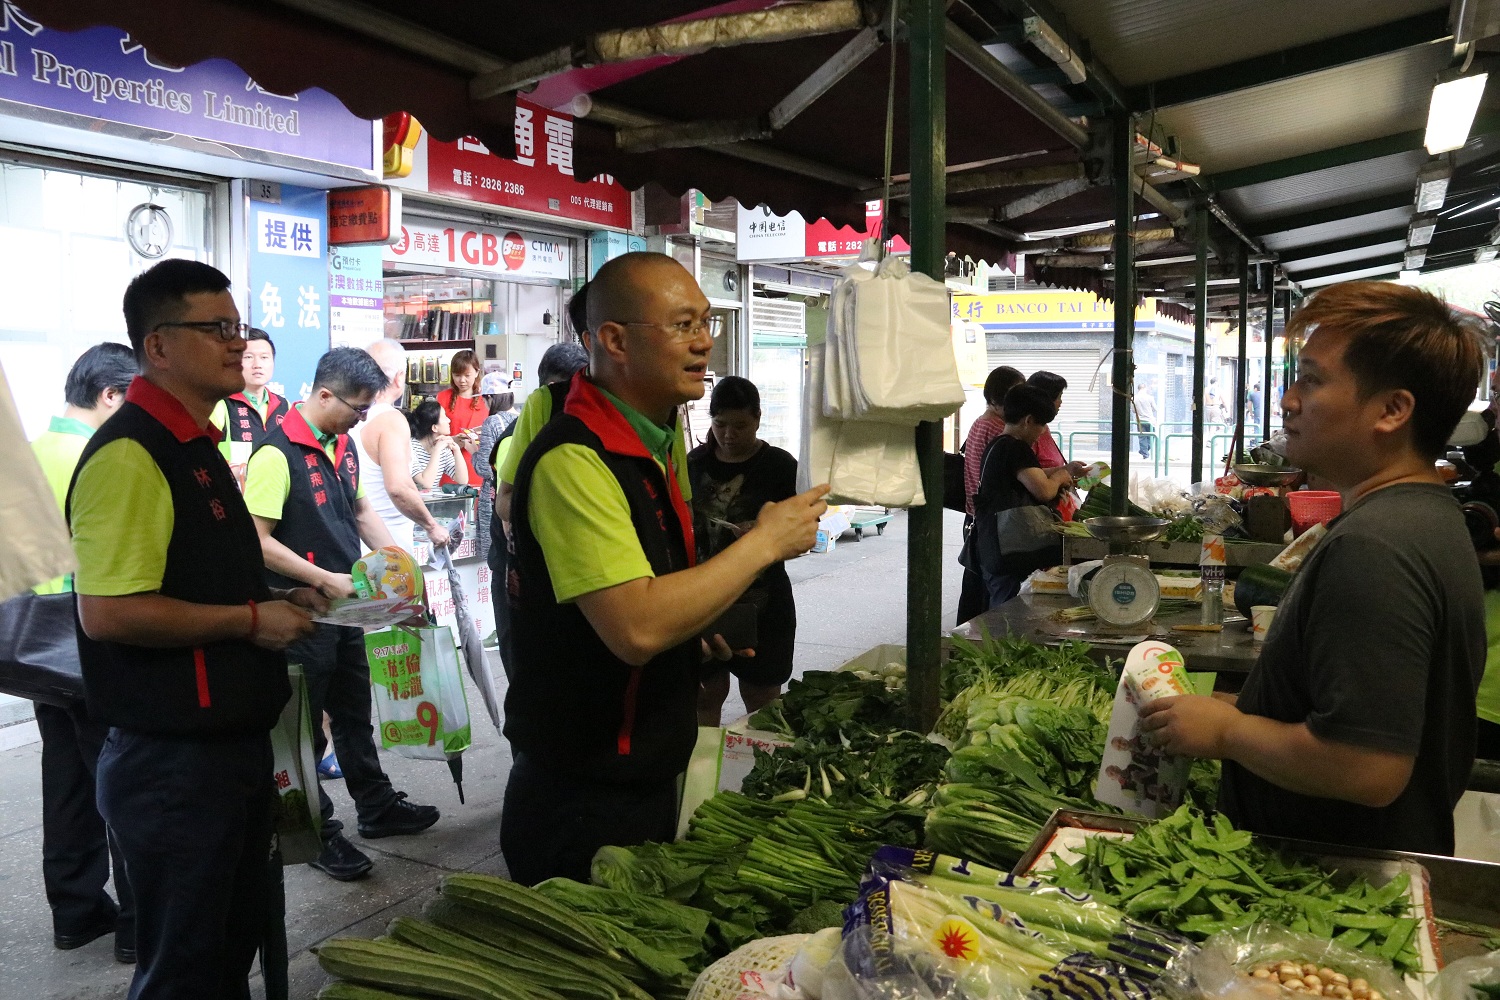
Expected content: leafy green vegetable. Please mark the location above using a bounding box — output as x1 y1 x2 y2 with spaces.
747 670 905 743
740 731 949 807
532 877 713 983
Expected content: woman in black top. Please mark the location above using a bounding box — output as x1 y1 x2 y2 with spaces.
973 383 1076 609
688 377 799 725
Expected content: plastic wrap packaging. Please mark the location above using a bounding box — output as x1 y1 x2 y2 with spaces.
1158 924 1414 1000
1431 950 1500 1000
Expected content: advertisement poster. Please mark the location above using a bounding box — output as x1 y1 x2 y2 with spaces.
248 184 329 399
736 200 910 262
384 219 570 281
328 244 385 349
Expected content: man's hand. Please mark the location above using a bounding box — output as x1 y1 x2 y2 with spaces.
427 523 451 549
252 600 316 651
317 572 357 601
1138 694 1242 758
749 485 831 562
701 634 755 663
282 587 331 616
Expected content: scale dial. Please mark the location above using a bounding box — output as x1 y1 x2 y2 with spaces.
1088 558 1160 629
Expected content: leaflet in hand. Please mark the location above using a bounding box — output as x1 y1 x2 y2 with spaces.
311 546 426 629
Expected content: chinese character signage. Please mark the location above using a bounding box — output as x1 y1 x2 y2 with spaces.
329 244 384 349
329 185 400 246
422 97 632 230
385 220 570 281
249 184 329 398
0 3 376 173
736 200 911 262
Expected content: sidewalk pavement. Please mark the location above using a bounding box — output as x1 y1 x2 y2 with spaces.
0 508 967 999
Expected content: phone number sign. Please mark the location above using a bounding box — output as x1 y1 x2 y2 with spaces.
425 97 631 230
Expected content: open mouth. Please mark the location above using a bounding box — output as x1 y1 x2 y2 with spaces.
684 363 708 376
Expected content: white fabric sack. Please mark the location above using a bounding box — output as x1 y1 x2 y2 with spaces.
802 343 925 507
0 368 74 600
821 259 874 420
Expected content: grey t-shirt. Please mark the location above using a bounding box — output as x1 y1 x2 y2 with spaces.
1219 483 1485 855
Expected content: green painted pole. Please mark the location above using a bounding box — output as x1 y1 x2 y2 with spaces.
1233 251 1249 466
1110 111 1135 512
906 0 945 733
1262 265 1275 442
1191 205 1208 484
1284 291 1296 392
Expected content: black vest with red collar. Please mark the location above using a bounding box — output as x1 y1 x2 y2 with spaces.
223 389 287 448
254 406 362 588
66 378 288 739
507 373 699 784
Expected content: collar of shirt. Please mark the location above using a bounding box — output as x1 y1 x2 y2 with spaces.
124 376 222 443
293 403 340 459
594 385 677 469
48 415 95 439
242 387 268 415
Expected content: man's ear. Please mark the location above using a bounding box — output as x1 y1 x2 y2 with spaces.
1372 387 1417 437
592 321 629 365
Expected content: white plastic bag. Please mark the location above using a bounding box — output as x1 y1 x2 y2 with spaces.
0 368 73 599
268 664 322 865
365 625 472 760
803 343 926 507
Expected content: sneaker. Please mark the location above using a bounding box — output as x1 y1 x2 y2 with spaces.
307 832 373 881
317 748 343 779
357 792 440 839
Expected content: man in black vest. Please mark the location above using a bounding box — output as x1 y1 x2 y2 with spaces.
245 347 440 882
67 259 321 999
210 327 288 486
502 252 828 885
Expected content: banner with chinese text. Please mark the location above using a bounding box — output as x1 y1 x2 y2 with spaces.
248 184 329 399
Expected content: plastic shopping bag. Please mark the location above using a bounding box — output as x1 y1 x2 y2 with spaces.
0 368 73 600
269 664 321 865
366 625 472 760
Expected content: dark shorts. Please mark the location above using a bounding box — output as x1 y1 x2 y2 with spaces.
702 578 796 687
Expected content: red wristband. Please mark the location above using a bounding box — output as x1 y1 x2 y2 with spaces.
247 600 259 640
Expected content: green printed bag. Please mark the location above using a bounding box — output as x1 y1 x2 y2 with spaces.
366 625 472 759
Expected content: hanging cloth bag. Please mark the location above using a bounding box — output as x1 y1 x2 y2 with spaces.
269 664 322 865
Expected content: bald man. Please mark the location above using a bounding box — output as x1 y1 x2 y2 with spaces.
356 339 449 553
501 252 829 884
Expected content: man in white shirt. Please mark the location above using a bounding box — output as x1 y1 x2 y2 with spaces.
357 339 450 555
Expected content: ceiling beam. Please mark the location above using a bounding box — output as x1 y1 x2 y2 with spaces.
768 26 883 130
1275 226 1407 263
980 0 1132 112
944 19 1088 149
884 162 1085 200
996 176 1092 220
1129 9 1451 110
1244 192 1412 237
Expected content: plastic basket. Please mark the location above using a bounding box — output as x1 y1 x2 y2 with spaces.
1287 490 1342 534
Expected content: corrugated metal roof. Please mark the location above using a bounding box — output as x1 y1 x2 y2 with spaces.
1047 0 1445 87
1217 151 1425 219
1279 240 1409 274
1153 45 1449 174
1260 206 1416 249
1299 261 1405 286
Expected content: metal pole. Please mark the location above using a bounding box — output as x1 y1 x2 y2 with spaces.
1233 251 1249 466
906 0 945 733
1191 205 1208 485
1110 111 1135 513
1262 265 1275 442
1284 291 1296 391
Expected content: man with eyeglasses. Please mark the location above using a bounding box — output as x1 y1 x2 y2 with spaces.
244 347 441 882
66 259 322 997
501 252 828 884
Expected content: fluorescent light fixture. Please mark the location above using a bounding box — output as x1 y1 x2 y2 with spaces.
1404 248 1427 270
1425 72 1488 153
1477 246 1499 263
1023 16 1087 84
1408 212 1439 246
1414 159 1453 211
1399 269 1420 281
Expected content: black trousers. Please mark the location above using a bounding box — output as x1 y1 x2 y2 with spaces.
34 700 134 942
97 729 273 1000
489 522 514 681
500 753 677 886
287 623 398 838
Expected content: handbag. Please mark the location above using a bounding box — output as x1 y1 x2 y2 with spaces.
268 663 322 865
942 450 967 513
974 437 1063 577
0 591 84 707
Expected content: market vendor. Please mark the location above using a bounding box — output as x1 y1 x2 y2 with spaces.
502 251 828 885
1140 281 1486 855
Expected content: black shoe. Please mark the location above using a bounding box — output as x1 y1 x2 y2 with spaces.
114 938 137 964
357 792 440 839
54 913 115 951
307 832 373 881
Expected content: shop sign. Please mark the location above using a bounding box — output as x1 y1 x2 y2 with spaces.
735 200 910 262
383 112 421 179
0 4 375 172
385 219 570 281
424 97 632 230
952 290 1167 332
249 184 329 398
328 244 384 349
328 185 400 246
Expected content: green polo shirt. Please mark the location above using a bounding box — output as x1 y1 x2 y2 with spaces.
210 389 273 471
527 391 689 603
31 416 95 594
243 405 364 522
1480 590 1500 728
71 438 175 597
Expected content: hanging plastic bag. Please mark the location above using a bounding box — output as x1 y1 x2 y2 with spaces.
846 255 965 424
804 341 925 507
0 368 73 600
269 663 321 865
1431 950 1500 1000
365 625 472 760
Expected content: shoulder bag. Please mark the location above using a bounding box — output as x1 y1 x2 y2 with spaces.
0 591 84 707
973 438 1063 577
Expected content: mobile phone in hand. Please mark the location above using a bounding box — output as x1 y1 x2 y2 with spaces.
699 603 758 652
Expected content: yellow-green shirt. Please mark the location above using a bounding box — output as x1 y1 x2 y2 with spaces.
243 405 365 522
526 390 688 603
1480 589 1500 727
30 416 94 594
70 438 174 597
210 390 272 470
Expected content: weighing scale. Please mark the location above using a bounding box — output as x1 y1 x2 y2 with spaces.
1083 516 1171 630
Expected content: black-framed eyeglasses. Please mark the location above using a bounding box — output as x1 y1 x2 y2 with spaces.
617 314 725 342
329 391 371 419
153 320 252 342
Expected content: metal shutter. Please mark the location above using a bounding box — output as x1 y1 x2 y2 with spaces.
985 348 1107 433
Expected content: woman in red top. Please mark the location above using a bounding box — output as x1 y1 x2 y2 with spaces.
1026 370 1087 520
436 349 487 484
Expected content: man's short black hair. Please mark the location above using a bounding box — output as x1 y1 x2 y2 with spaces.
1027 370 1068 398
1002 383 1060 425
121 259 232 361
567 281 590 338
537 342 589 384
312 347 386 398
64 342 137 408
247 327 275 356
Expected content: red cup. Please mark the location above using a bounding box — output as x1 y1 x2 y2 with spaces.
1287 490 1341 535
